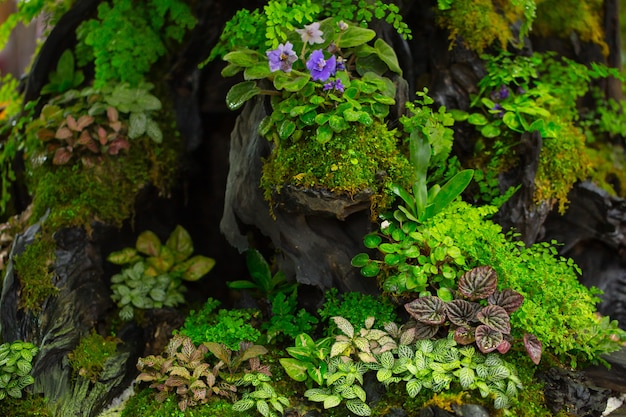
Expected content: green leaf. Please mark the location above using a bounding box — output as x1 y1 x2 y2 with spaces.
467 113 488 126
279 358 308 382
221 63 243 77
351 253 370 267
278 118 296 139
136 230 161 256
316 124 333 143
346 399 372 416
180 255 216 281
480 123 501 138
338 26 376 48
223 49 259 67
423 169 473 221
323 395 342 409
360 263 380 277
227 280 259 290
166 225 194 261
406 378 422 397
145 119 163 143
245 249 272 292
273 73 310 92
107 248 140 265
226 81 261 110
374 38 402 75
128 112 147 139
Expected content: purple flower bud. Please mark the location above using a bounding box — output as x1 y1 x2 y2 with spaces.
338 20 348 31
336 56 346 71
266 42 298 73
306 50 336 81
498 85 509 100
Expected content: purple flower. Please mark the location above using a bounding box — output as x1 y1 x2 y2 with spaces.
266 42 298 73
306 50 336 81
323 79 344 93
338 20 348 31
296 22 324 45
498 85 510 100
336 56 346 71
492 103 504 118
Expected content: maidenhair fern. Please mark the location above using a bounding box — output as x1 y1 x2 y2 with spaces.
75 0 196 87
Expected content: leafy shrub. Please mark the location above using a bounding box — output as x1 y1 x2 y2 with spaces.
108 225 215 320
0 340 38 400
318 288 397 336
414 200 626 367
262 290 318 343
404 266 542 364
136 335 237 412
177 303 262 351
76 0 196 87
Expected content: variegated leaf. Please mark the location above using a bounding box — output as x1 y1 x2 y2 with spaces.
488 288 524 313
524 333 542 365
332 316 354 338
458 266 498 300
446 299 481 326
404 296 447 324
477 305 511 334
475 325 503 353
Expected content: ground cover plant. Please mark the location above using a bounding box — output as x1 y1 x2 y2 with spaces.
1 0 626 416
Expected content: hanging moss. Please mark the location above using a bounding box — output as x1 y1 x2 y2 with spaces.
436 0 527 52
261 120 413 214
533 0 608 55
13 231 58 312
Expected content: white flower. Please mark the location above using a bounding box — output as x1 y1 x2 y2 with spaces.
380 220 391 230
296 22 324 45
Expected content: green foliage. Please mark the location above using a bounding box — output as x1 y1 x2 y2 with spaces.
177 307 262 352
121 387 255 417
231 372 290 417
227 249 296 300
0 394 51 417
207 0 411 62
533 0 607 55
108 225 215 320
351 215 467 297
317 288 398 336
292 316 522 413
67 331 119 382
40 49 85 96
136 335 237 412
404 266 542 364
280 333 332 386
415 200 626 367
436 0 536 52
262 290 318 343
0 0 73 52
75 0 196 87
0 340 38 401
261 120 412 213
455 51 616 213
13 233 58 312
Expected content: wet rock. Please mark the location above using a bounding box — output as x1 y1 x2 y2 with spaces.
452 403 491 417
420 405 455 417
538 367 611 417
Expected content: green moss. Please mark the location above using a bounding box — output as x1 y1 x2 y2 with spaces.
586 143 626 198
28 132 180 231
437 0 526 52
534 0 608 55
121 388 256 417
13 232 58 312
261 120 412 214
535 122 591 214
0 394 51 417
68 330 119 382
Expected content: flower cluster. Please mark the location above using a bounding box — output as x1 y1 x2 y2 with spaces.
266 21 347 87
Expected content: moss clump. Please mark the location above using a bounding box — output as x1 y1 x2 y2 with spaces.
13 232 58 312
68 330 119 382
27 133 180 231
585 143 626 198
261 120 412 214
535 123 591 214
533 0 608 55
0 394 51 417
121 388 256 417
437 0 527 52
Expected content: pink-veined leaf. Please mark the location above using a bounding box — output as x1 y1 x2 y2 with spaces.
476 305 511 334
404 296 447 324
475 325 503 353
524 333 542 365
488 288 524 313
446 299 481 327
